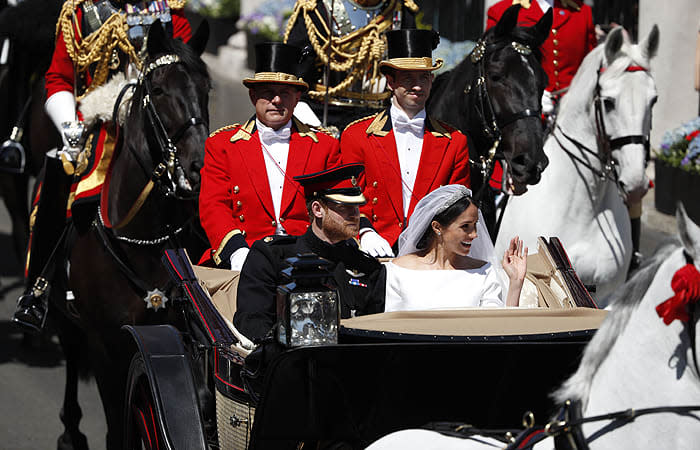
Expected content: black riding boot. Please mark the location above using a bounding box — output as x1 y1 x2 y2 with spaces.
12 152 72 333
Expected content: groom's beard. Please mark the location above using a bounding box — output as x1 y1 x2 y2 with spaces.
321 215 359 242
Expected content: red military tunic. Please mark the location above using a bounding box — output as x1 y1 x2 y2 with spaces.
487 0 596 94
199 117 341 266
45 4 192 98
340 109 470 246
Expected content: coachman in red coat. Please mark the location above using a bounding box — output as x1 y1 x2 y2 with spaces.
199 42 340 270
340 29 470 256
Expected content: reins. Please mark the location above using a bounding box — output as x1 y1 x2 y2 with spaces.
552 63 651 195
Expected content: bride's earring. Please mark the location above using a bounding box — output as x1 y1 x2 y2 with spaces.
437 231 441 236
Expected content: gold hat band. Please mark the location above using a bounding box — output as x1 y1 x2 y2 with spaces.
379 57 444 72
243 72 309 90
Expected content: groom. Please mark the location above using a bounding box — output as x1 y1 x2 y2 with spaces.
340 29 470 257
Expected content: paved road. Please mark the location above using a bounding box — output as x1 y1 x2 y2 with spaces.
0 50 680 449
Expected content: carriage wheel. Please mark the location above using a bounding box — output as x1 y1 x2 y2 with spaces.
124 353 165 450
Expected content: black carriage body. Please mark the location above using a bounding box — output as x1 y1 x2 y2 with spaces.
123 248 603 449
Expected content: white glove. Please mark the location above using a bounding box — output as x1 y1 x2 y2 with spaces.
45 91 78 150
360 230 395 257
541 90 554 116
229 247 250 272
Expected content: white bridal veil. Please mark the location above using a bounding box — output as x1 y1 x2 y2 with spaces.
397 185 508 294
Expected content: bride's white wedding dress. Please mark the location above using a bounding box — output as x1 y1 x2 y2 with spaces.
384 261 504 311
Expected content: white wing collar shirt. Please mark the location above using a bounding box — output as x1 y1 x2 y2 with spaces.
390 100 425 219
256 118 292 235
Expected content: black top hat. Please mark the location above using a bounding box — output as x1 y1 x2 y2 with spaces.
294 164 366 205
379 29 443 74
243 42 309 91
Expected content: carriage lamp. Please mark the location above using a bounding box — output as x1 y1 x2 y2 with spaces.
276 253 339 348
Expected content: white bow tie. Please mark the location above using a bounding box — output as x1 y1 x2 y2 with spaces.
394 115 424 135
259 126 291 144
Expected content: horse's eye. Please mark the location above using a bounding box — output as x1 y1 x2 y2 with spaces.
603 97 615 112
489 73 503 83
151 86 165 96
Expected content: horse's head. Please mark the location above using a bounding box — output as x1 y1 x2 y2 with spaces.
131 20 211 198
476 5 551 194
597 26 659 204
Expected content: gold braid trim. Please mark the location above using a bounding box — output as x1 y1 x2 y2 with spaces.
284 0 416 101
57 0 140 100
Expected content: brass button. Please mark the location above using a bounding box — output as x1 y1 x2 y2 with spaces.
372 181 378 188
233 185 240 194
553 49 559 56
555 82 560 88
239 215 245 222
271 220 277 226
553 60 559 67
279 217 285 223
552 29 558 35
242 230 247 237
236 200 242 208
554 70 559 76
553 39 559 46
372 214 377 221
398 222 402 227
372 197 378 204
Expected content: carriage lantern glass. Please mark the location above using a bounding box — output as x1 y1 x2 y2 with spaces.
276 254 339 347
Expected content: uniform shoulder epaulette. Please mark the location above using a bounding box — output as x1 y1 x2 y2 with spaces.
262 234 297 245
208 123 239 138
343 113 379 133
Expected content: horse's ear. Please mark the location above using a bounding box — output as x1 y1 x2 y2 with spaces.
188 20 210 57
639 24 659 61
147 19 169 56
495 4 520 37
604 26 624 65
677 203 700 265
532 8 553 47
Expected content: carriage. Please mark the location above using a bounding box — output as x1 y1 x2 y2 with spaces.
121 236 605 449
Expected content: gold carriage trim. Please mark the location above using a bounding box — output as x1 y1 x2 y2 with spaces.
242 72 309 90
379 57 444 72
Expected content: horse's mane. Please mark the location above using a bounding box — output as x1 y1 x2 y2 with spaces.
552 239 680 406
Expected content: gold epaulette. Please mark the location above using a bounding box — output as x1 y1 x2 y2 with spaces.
343 113 379 133
208 124 239 138
429 117 454 139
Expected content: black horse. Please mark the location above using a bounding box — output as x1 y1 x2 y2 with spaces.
427 5 552 234
50 22 211 450
0 0 61 261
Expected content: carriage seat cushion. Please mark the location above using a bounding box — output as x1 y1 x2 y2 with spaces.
191 265 241 321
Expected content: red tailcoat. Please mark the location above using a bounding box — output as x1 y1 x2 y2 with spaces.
199 117 341 266
487 0 596 94
340 109 470 246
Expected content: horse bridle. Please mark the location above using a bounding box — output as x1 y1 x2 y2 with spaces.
107 53 207 234
466 38 543 185
553 64 651 191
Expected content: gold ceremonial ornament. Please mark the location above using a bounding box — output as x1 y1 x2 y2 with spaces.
144 288 169 311
283 0 419 107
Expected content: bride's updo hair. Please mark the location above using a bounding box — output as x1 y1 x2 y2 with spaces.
416 194 473 250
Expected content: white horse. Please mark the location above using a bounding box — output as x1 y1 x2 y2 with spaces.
495 26 659 302
367 204 700 449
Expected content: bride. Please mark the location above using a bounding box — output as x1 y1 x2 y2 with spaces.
384 185 527 310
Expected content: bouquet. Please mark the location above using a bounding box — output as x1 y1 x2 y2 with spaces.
236 0 296 42
657 117 700 175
